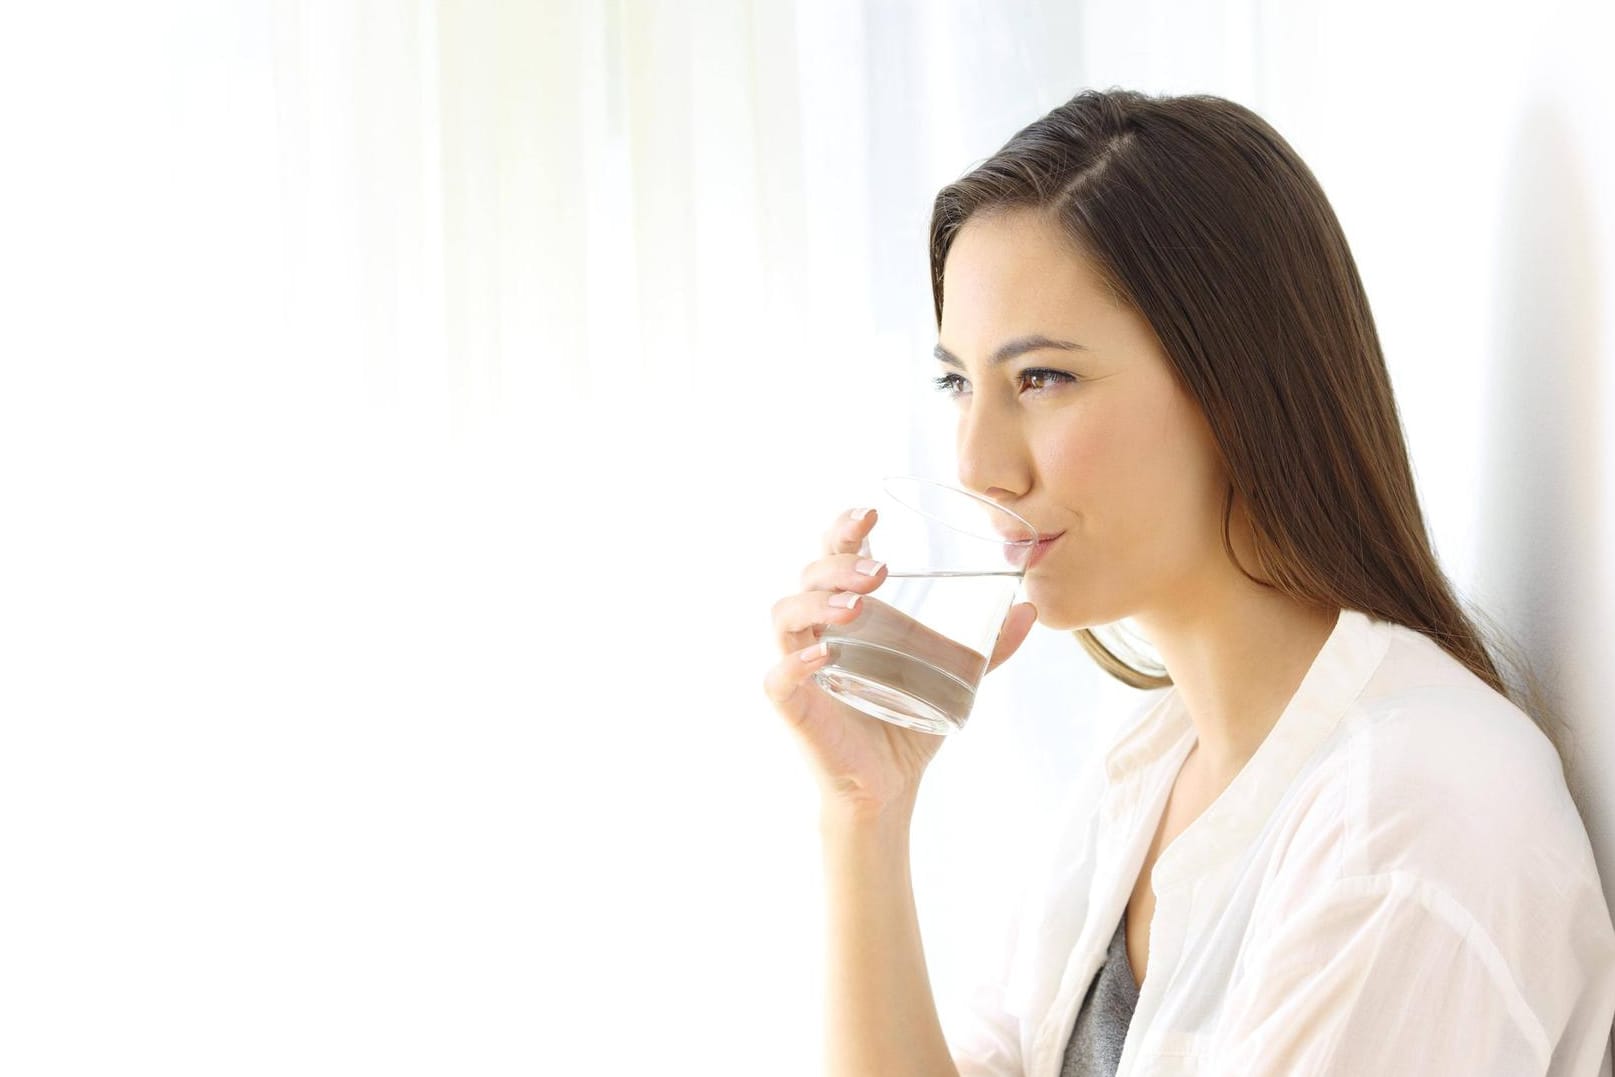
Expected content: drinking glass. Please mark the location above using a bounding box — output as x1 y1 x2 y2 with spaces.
812 475 1039 735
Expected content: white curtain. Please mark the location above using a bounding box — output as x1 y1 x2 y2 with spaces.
3 1 1612 1073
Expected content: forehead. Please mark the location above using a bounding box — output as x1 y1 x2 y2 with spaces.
941 210 1116 331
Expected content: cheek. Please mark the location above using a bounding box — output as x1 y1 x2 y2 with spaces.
1057 396 1225 549
1038 409 1111 481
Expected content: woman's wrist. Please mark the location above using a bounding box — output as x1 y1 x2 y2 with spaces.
818 788 920 836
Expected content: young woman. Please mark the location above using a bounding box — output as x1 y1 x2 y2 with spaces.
762 89 1615 1076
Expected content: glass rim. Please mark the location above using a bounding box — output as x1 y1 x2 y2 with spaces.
878 474 1041 547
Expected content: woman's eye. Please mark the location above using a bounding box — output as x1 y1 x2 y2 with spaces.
929 369 1076 398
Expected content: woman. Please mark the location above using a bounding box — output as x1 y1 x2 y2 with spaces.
761 89 1615 1076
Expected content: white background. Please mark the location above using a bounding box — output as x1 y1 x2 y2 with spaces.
1 1 1611 1072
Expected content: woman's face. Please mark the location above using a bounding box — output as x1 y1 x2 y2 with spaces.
936 208 1234 630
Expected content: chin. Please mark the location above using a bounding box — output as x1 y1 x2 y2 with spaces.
1022 573 1121 633
1042 613 1103 633
1021 592 1089 632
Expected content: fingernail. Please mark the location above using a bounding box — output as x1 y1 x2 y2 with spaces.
855 559 884 576
799 641 829 662
850 508 872 521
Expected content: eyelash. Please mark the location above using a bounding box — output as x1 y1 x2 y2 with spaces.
929 368 1077 398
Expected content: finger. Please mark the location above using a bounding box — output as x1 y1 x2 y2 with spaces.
772 586 870 655
796 548 889 603
985 602 1038 674
761 640 833 712
820 505 879 558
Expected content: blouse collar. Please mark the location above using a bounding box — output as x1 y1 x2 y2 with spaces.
1100 607 1393 890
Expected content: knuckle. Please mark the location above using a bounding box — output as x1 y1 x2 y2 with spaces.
763 663 798 707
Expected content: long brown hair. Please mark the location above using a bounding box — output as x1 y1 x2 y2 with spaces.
927 88 1572 775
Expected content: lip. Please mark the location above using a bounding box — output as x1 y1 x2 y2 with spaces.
1027 531 1063 568
1004 530 1064 569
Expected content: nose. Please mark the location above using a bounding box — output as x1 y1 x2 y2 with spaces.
955 402 1027 512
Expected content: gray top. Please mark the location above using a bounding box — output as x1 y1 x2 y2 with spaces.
1060 911 1140 1076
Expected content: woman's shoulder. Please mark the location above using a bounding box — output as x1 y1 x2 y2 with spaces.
1257 638 1615 1043
1280 622 1597 909
1338 621 1568 822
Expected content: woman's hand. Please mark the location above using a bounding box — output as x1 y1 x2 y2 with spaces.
762 506 1039 817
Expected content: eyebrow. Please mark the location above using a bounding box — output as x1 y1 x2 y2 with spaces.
933 334 1089 369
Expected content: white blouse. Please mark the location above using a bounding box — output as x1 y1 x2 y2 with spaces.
944 607 1615 1076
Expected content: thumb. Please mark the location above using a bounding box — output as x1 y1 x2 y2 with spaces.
986 601 1038 674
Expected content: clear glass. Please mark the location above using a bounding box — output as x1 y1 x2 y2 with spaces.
812 475 1039 735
